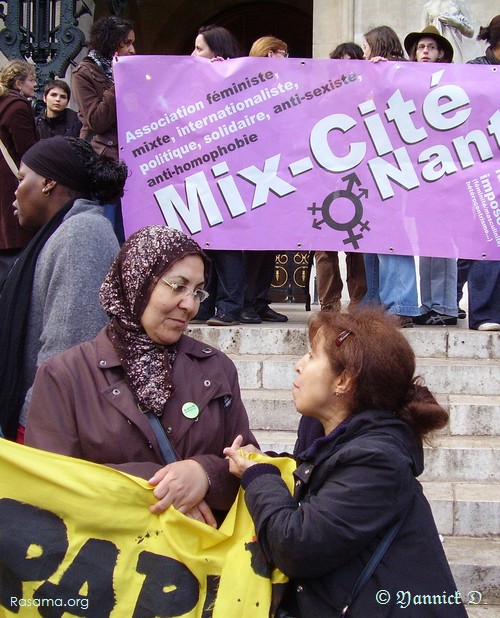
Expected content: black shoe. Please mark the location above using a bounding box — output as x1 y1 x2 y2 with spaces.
206 312 240 326
240 309 262 324
458 306 467 320
413 310 457 326
258 307 288 322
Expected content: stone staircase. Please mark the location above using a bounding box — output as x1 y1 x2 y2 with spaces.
188 305 500 616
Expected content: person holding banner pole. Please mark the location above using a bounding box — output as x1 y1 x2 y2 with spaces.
72 15 136 244
224 309 465 617
25 226 258 525
240 36 290 324
314 43 367 315
191 25 247 326
361 27 420 328
463 15 500 331
403 26 459 326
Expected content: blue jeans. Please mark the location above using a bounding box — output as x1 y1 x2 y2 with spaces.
362 253 419 316
467 260 500 328
196 250 244 320
419 257 458 316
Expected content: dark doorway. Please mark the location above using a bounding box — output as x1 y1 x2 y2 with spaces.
95 0 313 59
181 2 313 58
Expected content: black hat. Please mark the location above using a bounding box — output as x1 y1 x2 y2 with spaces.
404 26 454 63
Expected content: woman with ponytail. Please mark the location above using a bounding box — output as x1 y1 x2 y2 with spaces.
0 136 127 441
224 308 466 617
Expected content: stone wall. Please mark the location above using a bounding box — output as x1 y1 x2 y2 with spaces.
313 0 494 62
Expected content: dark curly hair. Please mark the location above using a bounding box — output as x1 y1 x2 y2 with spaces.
88 16 134 59
66 137 128 204
329 42 364 60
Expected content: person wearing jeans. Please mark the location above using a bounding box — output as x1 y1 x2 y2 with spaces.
362 253 419 327
467 260 500 330
404 25 458 326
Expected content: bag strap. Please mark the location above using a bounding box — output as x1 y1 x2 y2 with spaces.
144 411 177 464
0 136 19 177
340 500 412 616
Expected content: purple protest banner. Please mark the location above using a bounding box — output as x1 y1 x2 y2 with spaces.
114 55 500 259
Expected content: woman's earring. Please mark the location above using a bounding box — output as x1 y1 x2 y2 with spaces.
42 187 51 196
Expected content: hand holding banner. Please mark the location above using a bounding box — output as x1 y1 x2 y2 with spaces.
0 440 293 617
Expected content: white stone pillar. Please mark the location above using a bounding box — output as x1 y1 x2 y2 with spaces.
313 0 355 58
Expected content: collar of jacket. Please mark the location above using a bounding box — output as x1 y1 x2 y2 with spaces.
93 328 219 369
296 409 423 474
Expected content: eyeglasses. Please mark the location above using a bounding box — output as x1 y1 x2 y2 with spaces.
417 43 438 51
274 50 289 57
161 278 209 303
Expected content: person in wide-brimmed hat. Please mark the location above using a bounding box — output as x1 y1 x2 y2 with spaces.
405 26 458 328
404 25 454 63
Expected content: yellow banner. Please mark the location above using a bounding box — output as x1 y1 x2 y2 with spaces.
0 440 294 617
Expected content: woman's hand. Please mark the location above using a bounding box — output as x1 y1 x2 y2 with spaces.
184 500 217 528
148 459 216 526
369 56 388 63
223 435 257 478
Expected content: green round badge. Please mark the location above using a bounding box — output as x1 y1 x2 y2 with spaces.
182 402 200 419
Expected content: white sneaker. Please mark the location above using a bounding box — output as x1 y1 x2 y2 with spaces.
477 322 500 331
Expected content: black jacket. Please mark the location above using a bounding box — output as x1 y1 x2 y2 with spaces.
35 108 82 140
467 47 500 65
242 410 467 617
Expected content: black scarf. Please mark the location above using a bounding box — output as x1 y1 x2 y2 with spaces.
0 200 74 439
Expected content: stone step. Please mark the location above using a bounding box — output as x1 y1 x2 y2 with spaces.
243 390 500 436
447 395 500 436
253 431 500 483
445 537 500 607
423 482 500 537
188 323 500 360
232 354 500 395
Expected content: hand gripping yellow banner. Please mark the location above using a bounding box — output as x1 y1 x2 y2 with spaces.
0 440 294 617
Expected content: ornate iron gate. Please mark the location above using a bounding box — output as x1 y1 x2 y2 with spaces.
0 0 91 99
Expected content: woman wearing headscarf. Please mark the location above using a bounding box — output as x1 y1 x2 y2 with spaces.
0 136 125 441
25 226 258 524
0 60 38 279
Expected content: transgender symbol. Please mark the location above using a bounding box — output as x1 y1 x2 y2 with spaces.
308 172 370 249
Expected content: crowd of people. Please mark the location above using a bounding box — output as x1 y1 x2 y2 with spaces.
0 10 498 617
0 15 498 331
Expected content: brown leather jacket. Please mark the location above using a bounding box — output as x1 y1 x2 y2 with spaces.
25 328 258 512
72 58 118 159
